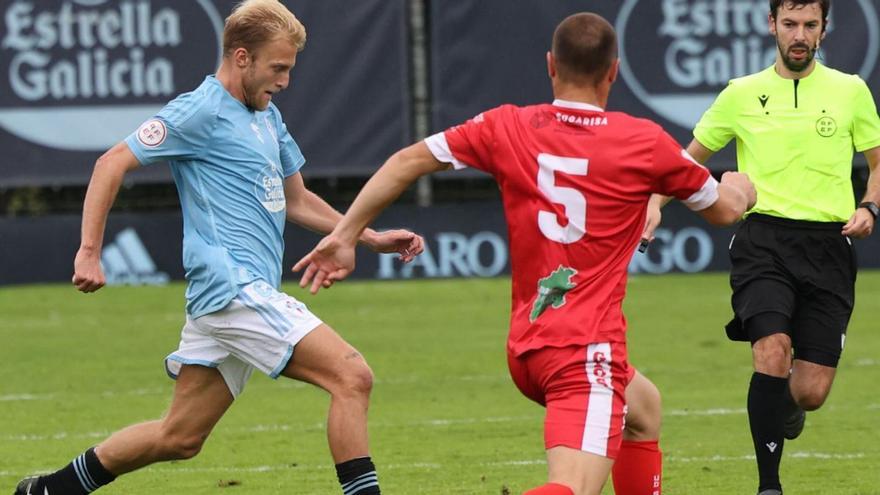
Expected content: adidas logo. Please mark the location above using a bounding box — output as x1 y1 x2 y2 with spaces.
101 228 170 286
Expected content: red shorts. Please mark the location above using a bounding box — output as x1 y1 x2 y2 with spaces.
508 342 634 459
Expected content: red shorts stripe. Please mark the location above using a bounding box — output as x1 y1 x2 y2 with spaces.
508 342 631 458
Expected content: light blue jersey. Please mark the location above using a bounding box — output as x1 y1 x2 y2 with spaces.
125 76 305 318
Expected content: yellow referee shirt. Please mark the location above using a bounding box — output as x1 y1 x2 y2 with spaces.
694 62 880 222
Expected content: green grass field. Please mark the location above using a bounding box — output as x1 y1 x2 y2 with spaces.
1 273 878 494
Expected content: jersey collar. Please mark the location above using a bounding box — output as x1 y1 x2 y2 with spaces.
552 99 604 112
769 60 825 82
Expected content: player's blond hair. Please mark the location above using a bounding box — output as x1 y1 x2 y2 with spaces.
223 0 306 56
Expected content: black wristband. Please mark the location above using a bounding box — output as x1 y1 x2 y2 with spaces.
858 201 879 220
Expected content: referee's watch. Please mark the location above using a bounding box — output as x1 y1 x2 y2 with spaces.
858 201 880 221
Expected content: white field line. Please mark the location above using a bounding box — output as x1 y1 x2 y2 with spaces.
0 394 51 402
483 455 867 466
668 452 867 462
0 387 169 402
0 462 445 478
7 401 880 443
7 358 880 403
2 431 109 442
0 416 540 443
3 451 868 479
666 407 746 416
4 360 877 402
0 375 510 403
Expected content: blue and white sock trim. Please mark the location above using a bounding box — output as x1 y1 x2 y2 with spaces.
73 453 100 493
341 471 379 495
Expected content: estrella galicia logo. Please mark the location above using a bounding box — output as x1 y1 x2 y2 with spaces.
615 0 880 130
0 0 224 151
256 160 285 213
101 227 169 285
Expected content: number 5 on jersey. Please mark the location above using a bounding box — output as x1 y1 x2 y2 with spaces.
537 153 588 244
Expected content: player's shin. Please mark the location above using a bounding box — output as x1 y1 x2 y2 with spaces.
612 440 662 495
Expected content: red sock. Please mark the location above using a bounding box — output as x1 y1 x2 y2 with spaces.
612 440 662 495
523 483 575 495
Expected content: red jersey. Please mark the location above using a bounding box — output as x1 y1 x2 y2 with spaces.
425 100 717 357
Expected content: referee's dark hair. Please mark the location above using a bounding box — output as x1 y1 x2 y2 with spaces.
551 13 618 86
769 0 830 32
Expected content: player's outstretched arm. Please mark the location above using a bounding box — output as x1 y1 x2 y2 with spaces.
73 142 141 293
843 145 880 238
697 171 756 226
293 142 449 294
283 173 424 262
644 139 719 242
685 139 715 165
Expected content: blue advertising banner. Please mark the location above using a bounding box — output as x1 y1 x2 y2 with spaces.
0 0 409 187
3 202 880 286
430 0 880 171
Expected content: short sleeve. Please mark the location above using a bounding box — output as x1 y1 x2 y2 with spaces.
124 93 217 165
271 106 305 176
653 130 719 211
851 77 880 152
693 82 737 152
424 106 506 175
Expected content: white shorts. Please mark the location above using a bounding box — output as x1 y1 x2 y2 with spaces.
165 281 323 397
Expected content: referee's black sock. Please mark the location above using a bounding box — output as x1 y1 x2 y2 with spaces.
30 447 116 494
336 456 380 495
748 372 787 492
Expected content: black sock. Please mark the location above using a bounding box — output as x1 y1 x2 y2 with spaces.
748 372 787 492
39 447 116 494
336 457 380 495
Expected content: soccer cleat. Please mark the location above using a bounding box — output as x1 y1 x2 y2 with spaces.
14 477 47 495
783 406 806 440
757 490 782 495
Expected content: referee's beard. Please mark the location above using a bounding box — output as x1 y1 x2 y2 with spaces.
777 38 817 74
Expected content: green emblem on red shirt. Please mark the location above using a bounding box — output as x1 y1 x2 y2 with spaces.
530 265 578 322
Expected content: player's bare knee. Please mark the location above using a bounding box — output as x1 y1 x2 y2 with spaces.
347 366 374 397
793 387 828 411
336 358 374 399
752 337 791 376
641 392 663 439
161 432 207 460
156 421 209 460
625 386 662 439
624 417 660 441
799 393 826 411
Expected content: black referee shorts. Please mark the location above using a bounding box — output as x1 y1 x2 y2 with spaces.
725 213 857 367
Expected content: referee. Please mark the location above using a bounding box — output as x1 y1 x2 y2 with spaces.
646 1 880 494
